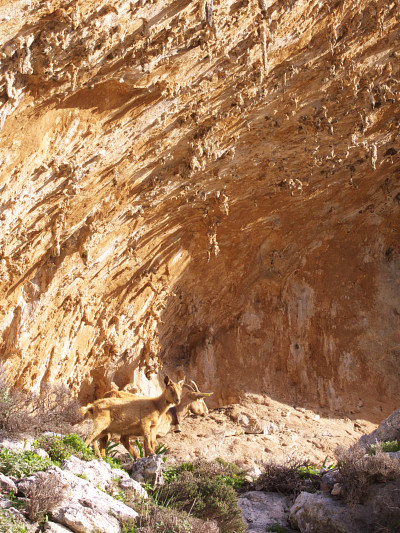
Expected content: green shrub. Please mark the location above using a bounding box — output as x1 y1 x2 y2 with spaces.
0 509 28 533
34 433 96 463
0 449 52 479
368 440 400 456
153 460 245 533
124 499 220 533
103 455 123 470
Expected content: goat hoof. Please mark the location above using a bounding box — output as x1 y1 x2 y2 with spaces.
174 424 182 433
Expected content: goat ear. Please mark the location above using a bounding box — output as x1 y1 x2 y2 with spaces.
164 375 170 385
178 376 186 386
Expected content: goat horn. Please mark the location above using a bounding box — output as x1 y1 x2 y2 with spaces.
190 380 200 392
183 382 195 391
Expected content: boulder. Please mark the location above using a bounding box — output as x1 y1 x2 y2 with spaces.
320 468 339 493
119 477 148 498
0 472 18 494
238 491 292 533
290 481 400 533
237 413 264 434
0 497 12 509
130 455 165 486
0 436 34 451
61 455 130 490
18 465 137 533
44 522 74 532
358 408 400 449
289 492 363 533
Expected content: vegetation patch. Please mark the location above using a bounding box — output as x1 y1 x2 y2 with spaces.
255 457 322 496
33 433 123 469
367 440 400 456
24 470 65 522
151 459 246 533
122 500 220 533
335 445 400 505
0 448 52 479
0 377 81 438
0 509 28 533
34 433 95 463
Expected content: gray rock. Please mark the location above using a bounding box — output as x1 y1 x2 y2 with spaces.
19 465 137 533
130 455 165 486
386 450 400 459
32 447 50 458
0 497 12 509
289 492 362 533
0 472 18 494
238 413 264 434
363 479 400 527
289 481 400 533
61 455 129 490
119 477 148 498
0 436 34 451
109 467 130 481
320 468 339 492
358 408 400 449
238 491 292 532
44 522 74 532
263 422 280 435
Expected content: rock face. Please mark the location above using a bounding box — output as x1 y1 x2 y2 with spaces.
358 407 400 448
290 480 400 533
18 465 138 533
238 491 292 532
0 0 399 416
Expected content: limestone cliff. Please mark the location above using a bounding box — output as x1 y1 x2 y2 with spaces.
0 0 399 418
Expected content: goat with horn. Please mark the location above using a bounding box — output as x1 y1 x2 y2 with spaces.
81 376 186 459
89 379 213 459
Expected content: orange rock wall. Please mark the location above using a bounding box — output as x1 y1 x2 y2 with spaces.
0 0 399 418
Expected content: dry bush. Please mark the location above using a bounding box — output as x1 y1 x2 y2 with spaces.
155 459 246 533
25 470 65 521
0 375 81 437
255 457 319 496
129 499 220 533
335 445 400 505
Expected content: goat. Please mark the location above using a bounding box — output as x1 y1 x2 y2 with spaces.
96 380 212 458
80 375 185 459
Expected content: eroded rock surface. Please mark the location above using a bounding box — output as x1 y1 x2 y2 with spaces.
18 465 138 533
0 0 399 421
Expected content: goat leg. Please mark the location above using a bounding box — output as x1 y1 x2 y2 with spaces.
120 435 140 459
84 415 111 459
98 434 108 458
143 423 154 456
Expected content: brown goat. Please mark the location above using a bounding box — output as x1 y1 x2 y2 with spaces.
97 380 212 458
81 376 184 458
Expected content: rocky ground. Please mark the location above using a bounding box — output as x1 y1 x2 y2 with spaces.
1 405 399 533
114 393 377 467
